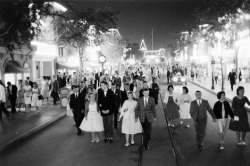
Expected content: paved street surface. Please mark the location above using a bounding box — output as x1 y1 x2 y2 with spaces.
0 103 65 149
1 77 250 166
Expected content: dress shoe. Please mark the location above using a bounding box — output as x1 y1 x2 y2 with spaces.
109 138 114 143
144 146 150 150
104 138 109 142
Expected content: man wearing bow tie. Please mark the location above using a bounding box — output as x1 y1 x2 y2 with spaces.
190 91 216 151
70 85 84 136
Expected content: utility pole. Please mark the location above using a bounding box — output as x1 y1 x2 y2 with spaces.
152 27 154 50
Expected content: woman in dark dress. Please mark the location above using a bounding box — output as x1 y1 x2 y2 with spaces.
163 85 179 127
229 86 250 146
151 77 160 105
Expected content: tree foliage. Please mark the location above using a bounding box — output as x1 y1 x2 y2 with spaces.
0 0 57 50
54 6 119 51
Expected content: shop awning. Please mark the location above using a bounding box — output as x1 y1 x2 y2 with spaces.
5 61 30 73
56 62 79 69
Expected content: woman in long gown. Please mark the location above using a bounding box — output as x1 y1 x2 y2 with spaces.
17 79 25 112
31 82 41 114
163 85 179 127
80 93 104 142
229 86 250 146
41 76 50 104
23 80 32 113
119 92 142 146
178 87 192 128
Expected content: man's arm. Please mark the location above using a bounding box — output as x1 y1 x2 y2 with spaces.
189 101 197 121
135 99 140 120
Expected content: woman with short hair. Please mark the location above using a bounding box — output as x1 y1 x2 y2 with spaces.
80 93 104 142
23 80 32 113
229 86 250 146
213 91 234 150
163 84 179 127
179 87 192 128
119 92 142 146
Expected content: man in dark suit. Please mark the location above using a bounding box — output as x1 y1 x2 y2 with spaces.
7 82 17 113
70 85 85 135
51 75 59 105
114 72 121 88
26 77 33 88
98 81 115 143
135 88 156 150
111 83 121 130
190 91 216 151
228 69 237 91
121 83 129 106
139 81 153 98
167 69 171 84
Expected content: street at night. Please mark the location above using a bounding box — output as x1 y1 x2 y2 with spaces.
1 0 250 166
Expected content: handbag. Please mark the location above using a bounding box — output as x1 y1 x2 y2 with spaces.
38 95 44 100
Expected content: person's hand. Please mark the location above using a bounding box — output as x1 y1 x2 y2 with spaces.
106 110 109 114
212 119 217 123
124 108 129 112
101 110 106 114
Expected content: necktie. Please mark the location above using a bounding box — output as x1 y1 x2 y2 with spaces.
145 98 148 108
199 100 201 106
76 93 78 98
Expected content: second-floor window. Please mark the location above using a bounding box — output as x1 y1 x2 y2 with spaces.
58 47 64 56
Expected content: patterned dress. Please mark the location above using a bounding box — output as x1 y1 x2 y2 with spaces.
164 96 180 120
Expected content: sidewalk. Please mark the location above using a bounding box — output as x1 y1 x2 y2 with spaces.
189 77 250 109
0 102 66 151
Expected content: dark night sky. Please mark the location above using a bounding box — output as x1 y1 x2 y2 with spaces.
62 0 200 49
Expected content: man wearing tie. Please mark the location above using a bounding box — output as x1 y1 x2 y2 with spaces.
7 82 17 113
111 83 121 130
135 88 156 150
70 85 84 136
98 81 115 143
190 91 216 151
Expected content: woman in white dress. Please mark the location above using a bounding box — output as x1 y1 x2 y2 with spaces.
178 87 192 128
31 82 41 114
80 93 104 142
119 92 142 146
41 76 50 104
23 80 32 113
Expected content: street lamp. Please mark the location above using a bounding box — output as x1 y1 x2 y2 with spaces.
99 55 106 74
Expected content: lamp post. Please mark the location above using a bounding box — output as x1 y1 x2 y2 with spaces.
211 56 215 90
99 55 106 74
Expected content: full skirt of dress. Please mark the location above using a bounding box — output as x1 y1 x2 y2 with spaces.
122 117 142 135
80 111 104 132
179 103 191 119
31 93 41 107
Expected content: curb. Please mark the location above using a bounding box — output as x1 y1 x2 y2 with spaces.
0 111 66 151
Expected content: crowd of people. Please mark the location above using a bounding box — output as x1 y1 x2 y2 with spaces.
1 64 250 153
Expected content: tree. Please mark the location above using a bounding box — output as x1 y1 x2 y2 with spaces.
101 31 127 62
54 5 119 73
125 43 143 61
0 0 57 51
